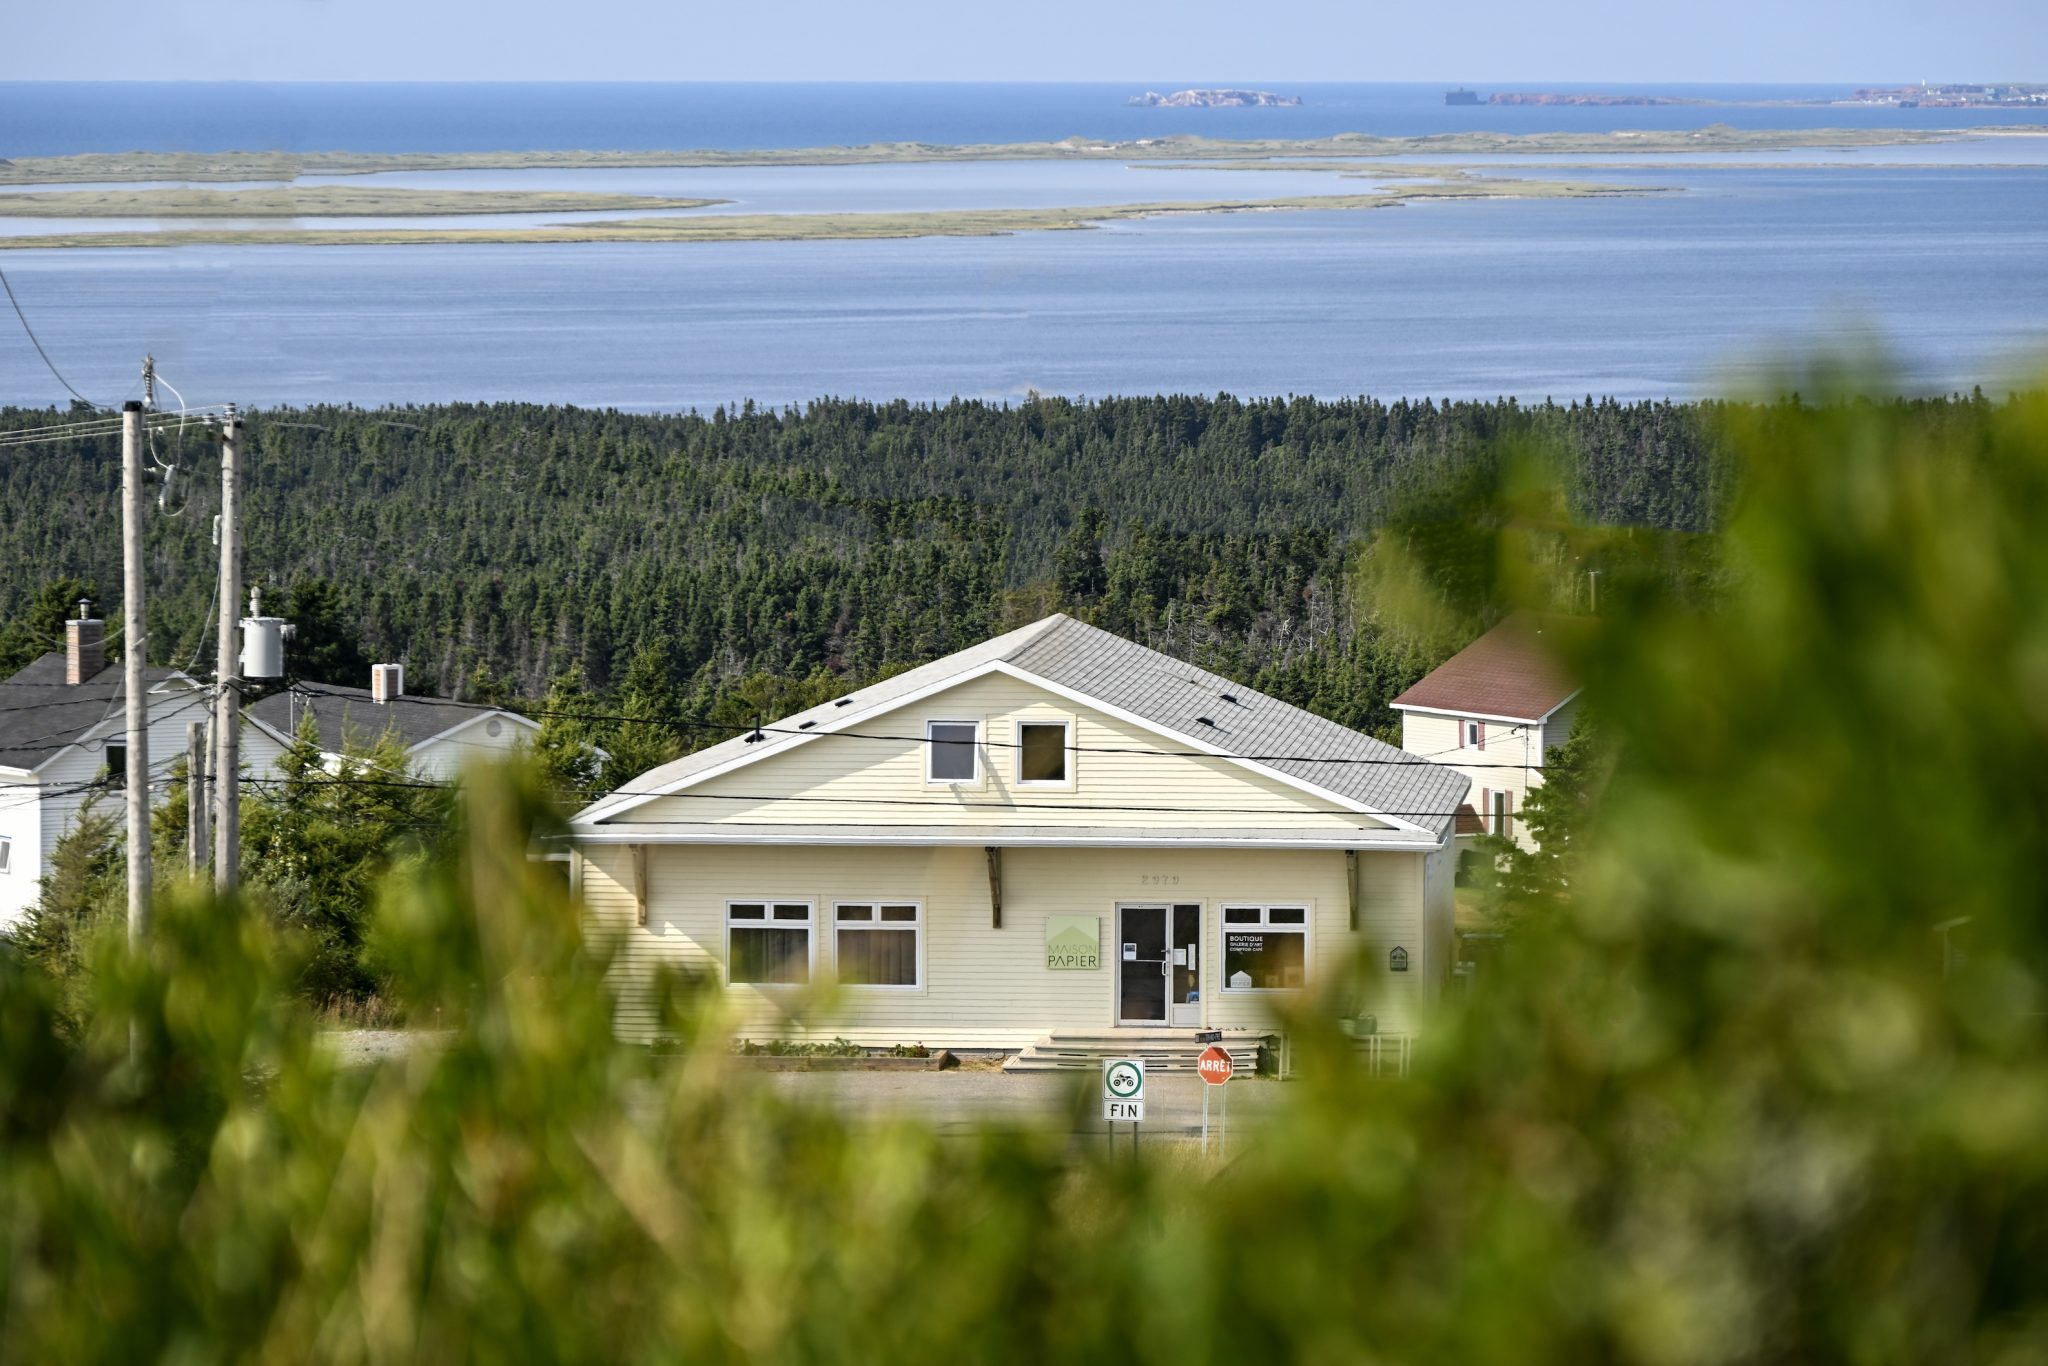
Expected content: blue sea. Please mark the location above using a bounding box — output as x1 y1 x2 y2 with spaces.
0 83 2044 408
10 81 2048 157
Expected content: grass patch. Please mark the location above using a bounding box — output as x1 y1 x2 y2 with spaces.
0 187 721 218
0 125 1994 187
0 178 1655 250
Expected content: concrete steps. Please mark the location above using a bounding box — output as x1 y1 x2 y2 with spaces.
1004 1029 1274 1074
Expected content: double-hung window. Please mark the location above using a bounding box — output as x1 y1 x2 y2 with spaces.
1016 720 1070 785
926 721 979 783
1221 905 1310 991
834 902 922 988
1463 719 1486 750
726 901 813 985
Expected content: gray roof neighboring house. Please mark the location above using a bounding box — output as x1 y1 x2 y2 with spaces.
0 653 200 772
581 614 1470 843
244 684 535 756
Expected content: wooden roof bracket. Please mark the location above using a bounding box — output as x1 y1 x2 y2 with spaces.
632 844 649 928
986 846 1003 929
1347 849 1359 931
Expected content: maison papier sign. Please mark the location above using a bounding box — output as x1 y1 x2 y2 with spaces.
1045 915 1101 970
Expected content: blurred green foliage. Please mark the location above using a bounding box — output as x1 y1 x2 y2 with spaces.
3 380 2046 1361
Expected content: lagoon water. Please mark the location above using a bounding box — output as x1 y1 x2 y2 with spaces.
1 83 2045 407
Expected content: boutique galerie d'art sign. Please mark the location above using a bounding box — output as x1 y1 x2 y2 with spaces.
1045 915 1101 970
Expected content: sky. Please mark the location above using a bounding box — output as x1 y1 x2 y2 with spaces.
3 0 2043 83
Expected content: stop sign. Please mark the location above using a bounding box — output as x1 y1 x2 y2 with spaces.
1197 1045 1234 1085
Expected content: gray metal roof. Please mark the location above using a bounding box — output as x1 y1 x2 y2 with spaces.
0 654 195 771
581 615 1468 843
245 684 531 755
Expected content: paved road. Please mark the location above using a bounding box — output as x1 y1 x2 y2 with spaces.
749 1068 1285 1143
320 1032 1284 1144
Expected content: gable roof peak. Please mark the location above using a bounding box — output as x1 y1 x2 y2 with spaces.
1390 611 1586 722
577 613 1468 841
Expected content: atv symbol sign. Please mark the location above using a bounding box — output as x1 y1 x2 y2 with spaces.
1103 1058 1146 1122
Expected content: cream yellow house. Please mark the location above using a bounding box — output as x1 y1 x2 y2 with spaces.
569 615 1468 1056
1392 613 1583 853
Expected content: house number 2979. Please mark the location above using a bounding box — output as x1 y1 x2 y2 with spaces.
1138 874 1181 886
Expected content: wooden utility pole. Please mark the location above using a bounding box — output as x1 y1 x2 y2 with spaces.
121 400 151 941
187 720 209 877
212 404 242 891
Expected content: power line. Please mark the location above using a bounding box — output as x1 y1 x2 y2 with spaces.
237 766 1467 822
287 682 1568 772
0 410 227 450
0 262 95 408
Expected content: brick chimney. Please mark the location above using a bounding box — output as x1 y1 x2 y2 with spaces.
370 663 404 704
66 601 104 685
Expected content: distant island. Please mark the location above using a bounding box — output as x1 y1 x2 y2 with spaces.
1843 83 2047 109
1486 92 1695 107
1446 90 1698 107
1129 89 1301 108
1445 84 2048 111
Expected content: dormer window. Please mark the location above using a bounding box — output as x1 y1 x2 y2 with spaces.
1464 719 1486 750
926 721 979 783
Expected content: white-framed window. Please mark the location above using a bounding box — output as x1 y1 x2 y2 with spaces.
1492 789 1510 836
725 900 814 985
834 901 923 988
1015 719 1071 785
1221 904 1310 991
1464 719 1486 750
0 835 11 874
926 720 980 784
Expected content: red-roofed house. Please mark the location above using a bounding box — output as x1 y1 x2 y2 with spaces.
1390 613 1583 850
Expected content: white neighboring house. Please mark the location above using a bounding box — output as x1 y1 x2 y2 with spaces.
1390 613 1583 852
0 614 207 930
241 663 540 782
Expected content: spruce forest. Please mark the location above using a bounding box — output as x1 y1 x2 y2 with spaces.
0 390 1975 776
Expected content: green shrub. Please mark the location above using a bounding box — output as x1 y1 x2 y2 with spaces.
3 378 2045 1361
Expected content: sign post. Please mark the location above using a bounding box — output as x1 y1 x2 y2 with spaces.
1103 1057 1145 1154
1197 1043 1233 1155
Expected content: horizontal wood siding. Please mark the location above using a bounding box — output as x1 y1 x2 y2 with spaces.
1403 707 1539 850
583 843 1429 1047
0 779 42 925
240 723 288 782
1 687 212 928
1544 694 1581 749
619 673 1400 834
412 718 531 781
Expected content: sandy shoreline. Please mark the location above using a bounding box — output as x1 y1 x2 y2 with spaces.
0 178 1651 250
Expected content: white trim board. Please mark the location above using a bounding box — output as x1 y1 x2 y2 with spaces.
564 829 1441 852
582 655 1434 840
1391 690 1580 727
